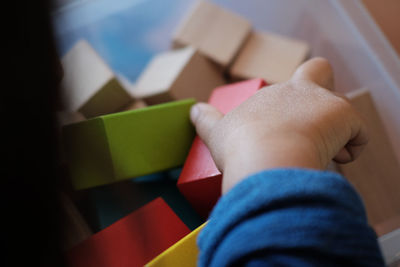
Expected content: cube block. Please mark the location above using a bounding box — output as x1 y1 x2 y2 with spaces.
67 198 190 267
230 32 309 83
132 46 225 104
178 79 267 218
61 40 132 118
339 89 400 234
63 99 196 190
173 1 251 67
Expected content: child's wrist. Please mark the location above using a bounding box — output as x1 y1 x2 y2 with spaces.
221 134 324 194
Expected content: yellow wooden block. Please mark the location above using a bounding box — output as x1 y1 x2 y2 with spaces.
146 223 206 267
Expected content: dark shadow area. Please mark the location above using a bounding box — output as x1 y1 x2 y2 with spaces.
3 0 65 266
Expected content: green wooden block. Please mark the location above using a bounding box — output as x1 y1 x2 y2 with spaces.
63 99 196 190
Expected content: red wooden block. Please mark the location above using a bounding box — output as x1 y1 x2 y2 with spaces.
177 79 267 218
67 198 190 267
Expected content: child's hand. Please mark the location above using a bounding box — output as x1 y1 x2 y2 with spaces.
190 58 368 194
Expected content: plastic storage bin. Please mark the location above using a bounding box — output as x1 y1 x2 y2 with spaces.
54 0 400 264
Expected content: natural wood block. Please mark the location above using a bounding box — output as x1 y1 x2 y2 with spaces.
63 99 196 190
115 75 148 110
57 111 86 127
146 222 206 266
61 40 132 118
67 198 190 267
338 89 400 231
230 31 309 84
375 215 400 237
60 193 92 250
173 1 251 67
178 79 267 218
122 99 147 111
132 46 225 105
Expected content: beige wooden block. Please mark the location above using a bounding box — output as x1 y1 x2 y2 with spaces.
61 40 132 118
114 76 148 110
132 46 226 104
375 215 400 237
338 89 400 231
230 32 309 84
122 99 147 111
60 193 92 250
57 111 86 127
173 1 251 68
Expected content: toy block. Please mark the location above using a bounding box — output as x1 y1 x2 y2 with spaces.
89 174 204 231
63 99 196 190
95 186 204 232
338 89 400 232
230 32 309 84
67 198 190 267
57 111 85 127
60 193 92 250
132 46 225 104
173 1 251 68
115 75 148 110
375 215 400 237
122 99 147 111
61 40 132 118
146 222 206 266
116 73 136 93
178 79 267 218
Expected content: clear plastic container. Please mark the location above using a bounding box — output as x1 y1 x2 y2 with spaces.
53 0 400 264
214 0 400 165
54 0 400 162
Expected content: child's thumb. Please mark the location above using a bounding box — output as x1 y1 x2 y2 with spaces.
190 103 223 145
292 57 334 90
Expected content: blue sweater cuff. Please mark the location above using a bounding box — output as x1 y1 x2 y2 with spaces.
198 168 384 267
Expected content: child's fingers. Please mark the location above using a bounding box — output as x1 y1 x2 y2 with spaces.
291 57 334 90
190 103 224 146
334 116 369 163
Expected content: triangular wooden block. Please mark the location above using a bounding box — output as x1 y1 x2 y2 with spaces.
132 46 225 104
61 40 132 118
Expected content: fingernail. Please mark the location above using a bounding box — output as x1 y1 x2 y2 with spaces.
190 104 200 123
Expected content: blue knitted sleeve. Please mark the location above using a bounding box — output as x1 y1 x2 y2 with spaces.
198 169 384 267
